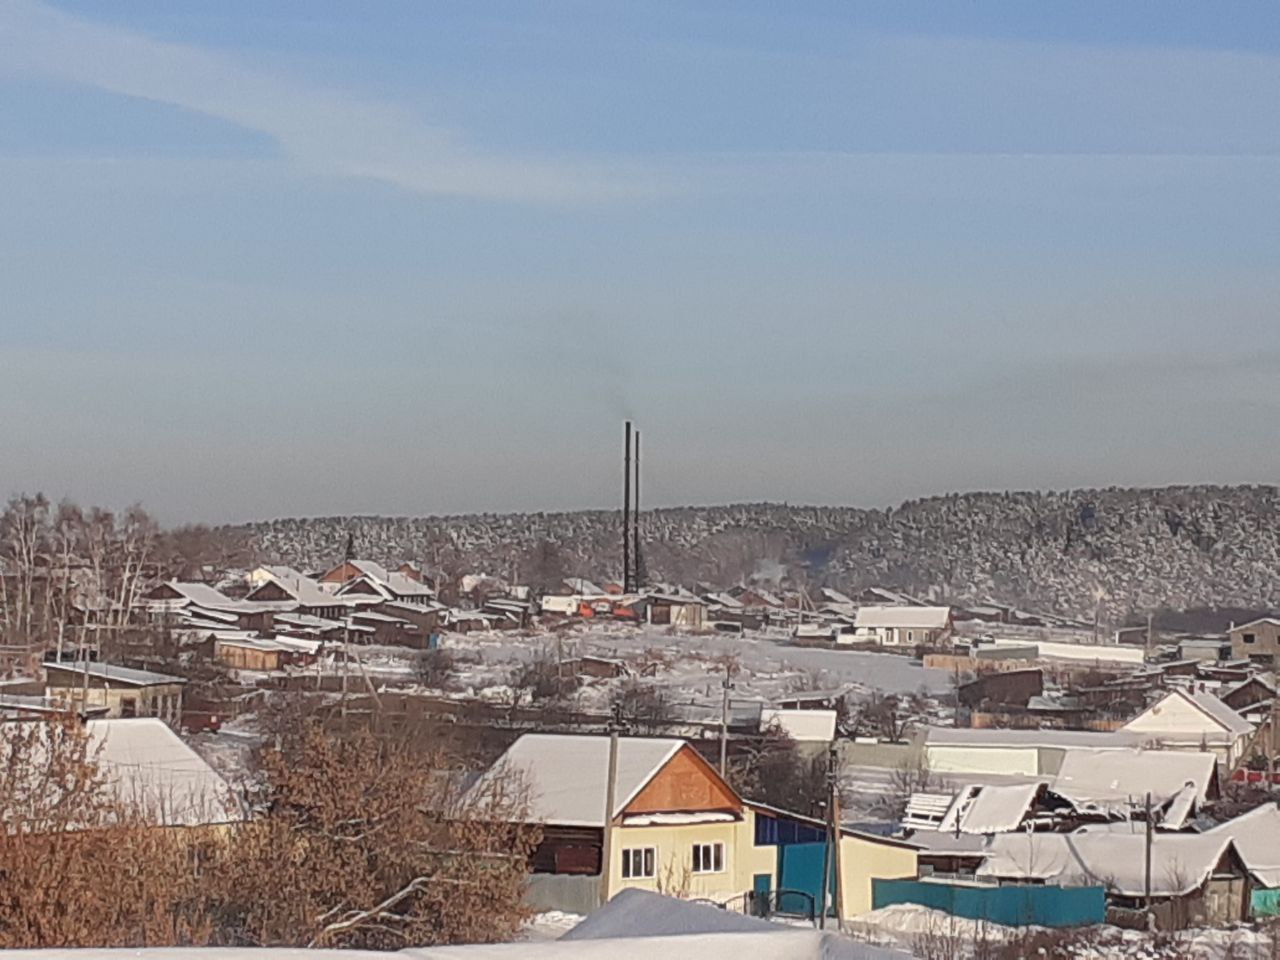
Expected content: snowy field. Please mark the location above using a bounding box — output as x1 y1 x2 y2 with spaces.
440 624 953 702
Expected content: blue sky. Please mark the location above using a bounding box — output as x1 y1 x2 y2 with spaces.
2 1 1280 522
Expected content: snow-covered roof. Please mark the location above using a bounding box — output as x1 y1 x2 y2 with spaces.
563 577 605 596
337 572 434 601
903 791 959 830
1221 675 1277 702
956 782 1043 834
470 733 690 827
95 718 244 826
1161 781 1200 831
246 574 335 608
253 564 307 583
855 606 951 630
179 606 241 626
1231 618 1280 633
349 559 391 583
1052 748 1217 808
149 581 243 610
925 727 1139 749
45 661 186 687
1206 803 1280 887
271 636 322 655
904 782 1042 835
1124 688 1254 738
704 592 744 609
0 718 244 829
1185 688 1256 736
979 830 1236 897
273 611 343 630
350 609 414 624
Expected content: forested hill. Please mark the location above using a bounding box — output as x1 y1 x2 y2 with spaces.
239 485 1280 620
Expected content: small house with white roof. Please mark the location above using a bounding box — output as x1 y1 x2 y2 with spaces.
849 605 953 647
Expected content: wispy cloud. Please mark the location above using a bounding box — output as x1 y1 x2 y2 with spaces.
0 0 672 203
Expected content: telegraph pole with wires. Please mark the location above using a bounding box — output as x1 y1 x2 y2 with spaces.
1144 791 1154 919
829 740 844 929
719 663 735 777
600 703 630 905
819 741 843 929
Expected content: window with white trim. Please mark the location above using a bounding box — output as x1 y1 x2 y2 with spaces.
621 847 655 879
691 842 724 874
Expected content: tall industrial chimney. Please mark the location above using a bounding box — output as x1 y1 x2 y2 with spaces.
623 421 633 593
633 430 645 589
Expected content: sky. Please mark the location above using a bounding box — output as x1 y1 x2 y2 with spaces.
2 1 1280 523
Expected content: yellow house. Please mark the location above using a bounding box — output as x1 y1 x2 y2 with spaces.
44 660 186 726
475 733 918 919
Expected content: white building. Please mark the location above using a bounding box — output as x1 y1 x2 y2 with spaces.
848 605 952 646
1121 688 1255 767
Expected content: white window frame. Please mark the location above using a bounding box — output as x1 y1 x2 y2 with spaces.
691 842 725 874
621 846 656 880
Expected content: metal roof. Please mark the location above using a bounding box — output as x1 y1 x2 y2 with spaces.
470 733 688 828
44 660 186 686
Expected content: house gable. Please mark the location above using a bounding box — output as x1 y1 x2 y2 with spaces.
623 745 741 817
246 580 292 603
1125 691 1229 736
339 577 386 598
145 582 186 602
320 561 362 584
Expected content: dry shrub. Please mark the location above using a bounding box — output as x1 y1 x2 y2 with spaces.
0 715 539 950
228 722 540 949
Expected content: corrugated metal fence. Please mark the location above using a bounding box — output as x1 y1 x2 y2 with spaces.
872 878 1106 928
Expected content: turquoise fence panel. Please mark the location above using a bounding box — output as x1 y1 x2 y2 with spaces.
777 842 836 915
872 879 1106 928
1253 889 1280 918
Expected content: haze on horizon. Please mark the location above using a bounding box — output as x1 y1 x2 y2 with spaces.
3 1 1280 525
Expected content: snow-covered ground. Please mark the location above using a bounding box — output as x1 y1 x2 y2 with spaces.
521 911 584 942
437 624 952 705
846 903 1280 960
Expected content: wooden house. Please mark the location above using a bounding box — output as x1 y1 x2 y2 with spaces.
44 660 186 725
471 733 917 918
243 576 350 620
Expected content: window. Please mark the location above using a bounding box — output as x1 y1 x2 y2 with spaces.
621 847 655 880
120 697 137 718
692 842 724 874
907 631 915 643
1244 633 1257 645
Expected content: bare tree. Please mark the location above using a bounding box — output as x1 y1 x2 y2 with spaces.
0 715 540 950
611 680 673 735
0 493 51 644
881 755 942 820
729 727 827 817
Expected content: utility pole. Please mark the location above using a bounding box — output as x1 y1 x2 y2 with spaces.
1144 791 1154 919
339 618 351 721
818 743 838 931
827 740 844 930
719 663 735 777
1269 696 1278 795
600 704 629 906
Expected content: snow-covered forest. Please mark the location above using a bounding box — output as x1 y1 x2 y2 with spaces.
239 484 1280 620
